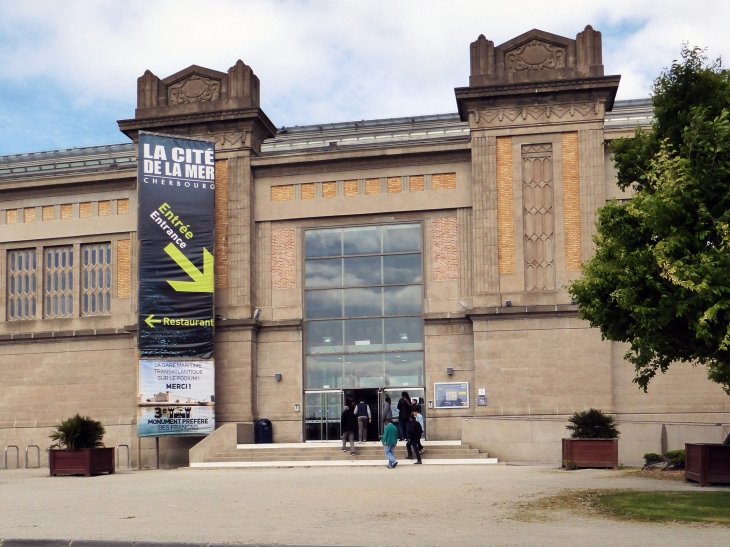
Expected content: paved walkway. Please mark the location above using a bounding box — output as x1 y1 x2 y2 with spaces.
0 465 727 547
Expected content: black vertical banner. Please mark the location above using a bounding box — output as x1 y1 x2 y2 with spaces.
137 132 215 359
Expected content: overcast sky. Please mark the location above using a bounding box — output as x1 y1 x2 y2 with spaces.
0 0 728 156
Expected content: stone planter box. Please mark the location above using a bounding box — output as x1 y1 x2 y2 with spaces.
49 447 115 476
562 438 618 469
685 443 730 487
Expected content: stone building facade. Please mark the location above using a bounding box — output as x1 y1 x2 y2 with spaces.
1 26 728 467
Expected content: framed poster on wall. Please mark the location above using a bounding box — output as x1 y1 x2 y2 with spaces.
434 382 469 408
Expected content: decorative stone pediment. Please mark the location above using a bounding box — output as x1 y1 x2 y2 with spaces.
504 39 566 72
467 26 603 87
168 74 221 104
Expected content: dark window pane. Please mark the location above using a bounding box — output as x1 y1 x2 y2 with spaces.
9 276 14 294
344 354 384 388
46 251 51 268
61 251 66 268
306 355 344 389
383 254 422 284
69 250 73 267
60 296 66 315
83 294 88 312
53 296 58 315
91 248 96 266
343 225 381 255
344 318 383 352
305 258 342 288
383 223 421 253
343 287 382 317
83 247 89 266
9 253 15 271
384 317 423 350
384 352 424 387
30 274 35 292
305 320 343 354
69 295 73 314
343 256 381 286
69 272 73 290
383 285 422 315
9 299 14 318
304 289 342 319
105 293 110 312
305 228 341 258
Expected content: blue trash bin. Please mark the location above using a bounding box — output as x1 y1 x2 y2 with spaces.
255 418 273 443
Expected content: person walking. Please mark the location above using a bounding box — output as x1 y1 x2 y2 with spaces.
396 391 411 441
406 413 423 464
340 401 357 456
382 418 399 468
414 404 425 454
381 396 393 426
354 396 371 443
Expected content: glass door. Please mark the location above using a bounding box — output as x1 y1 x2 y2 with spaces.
384 388 426 439
305 391 344 441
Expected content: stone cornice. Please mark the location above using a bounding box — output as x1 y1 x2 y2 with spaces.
454 75 621 121
0 327 134 344
117 107 277 143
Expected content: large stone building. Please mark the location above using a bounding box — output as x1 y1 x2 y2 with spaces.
1 26 728 467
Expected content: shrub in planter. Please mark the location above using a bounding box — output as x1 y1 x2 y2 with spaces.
562 409 619 469
664 449 685 469
50 414 105 449
49 414 114 477
567 409 620 439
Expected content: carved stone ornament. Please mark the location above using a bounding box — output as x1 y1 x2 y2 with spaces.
168 74 221 104
473 102 602 127
505 40 565 72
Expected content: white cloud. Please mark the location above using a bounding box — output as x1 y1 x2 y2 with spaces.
1 0 729 145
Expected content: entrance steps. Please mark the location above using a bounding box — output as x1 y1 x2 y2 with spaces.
190 440 498 468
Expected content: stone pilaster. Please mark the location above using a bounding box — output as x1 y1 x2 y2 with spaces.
471 135 499 295
578 128 606 261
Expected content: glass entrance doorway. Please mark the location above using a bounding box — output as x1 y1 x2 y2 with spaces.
384 388 426 438
305 391 343 441
343 388 380 441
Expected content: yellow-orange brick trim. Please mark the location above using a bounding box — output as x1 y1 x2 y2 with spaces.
432 217 459 280
271 228 296 289
215 160 229 289
117 239 131 298
562 132 582 271
497 137 515 274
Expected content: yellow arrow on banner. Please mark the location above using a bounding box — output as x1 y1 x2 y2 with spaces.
145 314 161 328
164 243 214 293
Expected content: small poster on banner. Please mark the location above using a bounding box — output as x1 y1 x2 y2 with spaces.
137 359 215 437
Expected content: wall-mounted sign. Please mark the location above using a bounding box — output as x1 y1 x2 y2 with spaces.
137 132 216 359
137 359 215 436
434 382 469 408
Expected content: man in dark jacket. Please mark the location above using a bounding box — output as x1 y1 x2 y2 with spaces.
406 413 423 464
396 391 411 441
340 401 357 456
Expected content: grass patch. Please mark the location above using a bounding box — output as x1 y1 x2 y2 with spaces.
516 489 730 525
596 491 730 524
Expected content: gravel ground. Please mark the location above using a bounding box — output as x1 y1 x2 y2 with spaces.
0 465 727 547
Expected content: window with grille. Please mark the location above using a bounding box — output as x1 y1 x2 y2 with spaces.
7 249 37 320
82 243 112 316
44 246 74 318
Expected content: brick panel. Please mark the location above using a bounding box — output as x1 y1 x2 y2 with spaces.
322 181 337 198
42 206 54 222
117 199 130 215
365 178 380 195
23 208 35 223
387 177 402 193
432 217 459 280
79 202 92 218
60 204 73 220
6 210 17 224
98 201 111 216
432 172 456 190
496 137 515 274
409 175 424 192
215 160 229 289
344 180 359 196
271 228 296 289
117 239 131 298
562 132 582 271
301 183 315 200
271 185 294 201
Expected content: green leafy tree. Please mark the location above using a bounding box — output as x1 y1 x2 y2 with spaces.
570 46 730 398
